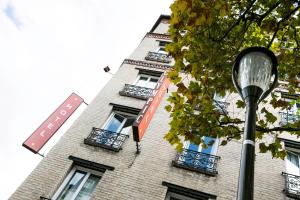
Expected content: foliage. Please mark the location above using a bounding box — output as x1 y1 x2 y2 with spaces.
165 0 300 159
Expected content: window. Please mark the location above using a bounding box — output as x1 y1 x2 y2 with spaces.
213 92 229 114
134 74 159 89
157 41 169 54
84 104 139 151
183 137 219 170
157 47 167 54
287 151 300 174
284 150 300 197
102 111 136 135
281 139 300 198
52 166 102 200
280 102 300 125
145 40 172 63
162 182 217 200
119 70 161 100
173 136 220 175
184 137 219 155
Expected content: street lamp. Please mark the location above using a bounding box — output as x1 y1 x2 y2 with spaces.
232 47 278 200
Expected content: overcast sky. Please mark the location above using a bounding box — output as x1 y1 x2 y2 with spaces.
0 0 172 198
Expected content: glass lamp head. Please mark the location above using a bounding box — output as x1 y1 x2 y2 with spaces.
232 47 278 102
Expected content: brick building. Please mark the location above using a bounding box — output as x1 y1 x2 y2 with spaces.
11 15 300 200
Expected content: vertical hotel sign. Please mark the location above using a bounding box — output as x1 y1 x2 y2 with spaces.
132 72 170 142
23 93 84 153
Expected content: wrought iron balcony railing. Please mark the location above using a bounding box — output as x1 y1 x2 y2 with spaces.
40 197 51 200
214 100 230 115
119 84 154 100
145 51 172 63
84 128 128 152
172 149 220 176
280 111 300 125
282 172 300 199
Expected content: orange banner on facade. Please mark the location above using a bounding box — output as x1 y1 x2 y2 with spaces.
23 93 84 153
132 72 170 142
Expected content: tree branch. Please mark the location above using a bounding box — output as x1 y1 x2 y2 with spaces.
267 4 300 48
219 120 245 125
267 26 280 48
218 0 257 42
279 4 300 23
258 0 282 22
294 26 300 48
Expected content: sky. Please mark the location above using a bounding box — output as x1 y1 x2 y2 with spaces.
0 0 172 199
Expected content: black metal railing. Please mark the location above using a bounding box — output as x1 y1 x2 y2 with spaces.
280 91 300 100
84 128 128 152
280 111 300 125
119 84 154 100
214 100 230 114
145 51 172 63
282 172 300 199
172 149 220 176
40 197 51 200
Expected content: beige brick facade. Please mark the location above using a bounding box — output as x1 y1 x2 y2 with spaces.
11 15 297 200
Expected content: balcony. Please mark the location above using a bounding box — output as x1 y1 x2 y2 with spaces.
280 111 300 125
214 100 230 115
40 197 51 200
172 149 220 176
145 51 172 63
282 172 300 199
119 84 154 100
84 128 128 152
280 91 300 100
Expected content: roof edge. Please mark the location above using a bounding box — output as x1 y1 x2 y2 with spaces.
149 14 170 33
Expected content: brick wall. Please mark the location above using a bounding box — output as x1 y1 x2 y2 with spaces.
11 16 294 200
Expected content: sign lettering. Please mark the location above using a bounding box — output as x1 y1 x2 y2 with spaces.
23 93 84 153
132 72 170 142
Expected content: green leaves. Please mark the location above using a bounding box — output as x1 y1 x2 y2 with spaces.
168 70 181 84
165 105 172 112
236 100 246 109
166 0 300 159
220 140 228 146
259 143 268 153
261 108 277 124
259 139 286 159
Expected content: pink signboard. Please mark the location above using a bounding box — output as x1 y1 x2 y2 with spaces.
23 93 84 153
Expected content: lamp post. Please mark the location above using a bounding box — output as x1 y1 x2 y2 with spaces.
232 47 278 200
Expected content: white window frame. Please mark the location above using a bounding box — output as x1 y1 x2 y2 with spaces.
157 46 168 54
284 146 300 195
285 147 300 175
52 166 102 200
281 103 300 124
133 74 159 89
102 111 136 135
183 137 219 155
156 40 169 54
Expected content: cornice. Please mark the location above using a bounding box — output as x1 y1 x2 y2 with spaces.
123 59 172 70
146 32 170 40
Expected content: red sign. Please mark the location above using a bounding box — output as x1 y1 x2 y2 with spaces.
23 93 84 153
133 72 170 142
